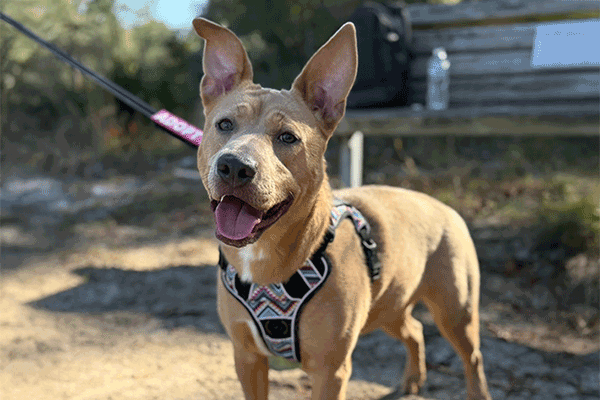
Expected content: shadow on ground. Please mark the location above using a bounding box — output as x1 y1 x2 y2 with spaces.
28 263 600 399
29 264 225 334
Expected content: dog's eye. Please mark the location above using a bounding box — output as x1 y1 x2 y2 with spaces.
278 132 298 144
216 118 234 132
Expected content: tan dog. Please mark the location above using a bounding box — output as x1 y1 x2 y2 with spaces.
192 18 492 400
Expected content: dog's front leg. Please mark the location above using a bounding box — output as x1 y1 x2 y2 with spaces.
233 346 269 400
229 323 270 399
306 357 352 400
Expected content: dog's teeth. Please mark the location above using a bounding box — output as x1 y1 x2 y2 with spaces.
220 195 226 202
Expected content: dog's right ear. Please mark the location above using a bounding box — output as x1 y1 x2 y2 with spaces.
192 18 253 110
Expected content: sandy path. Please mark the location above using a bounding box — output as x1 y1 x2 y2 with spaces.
1 230 597 400
1 238 395 400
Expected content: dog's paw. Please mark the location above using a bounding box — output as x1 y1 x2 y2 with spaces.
401 372 426 395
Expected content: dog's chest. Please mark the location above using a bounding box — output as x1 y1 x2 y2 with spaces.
217 201 379 362
220 254 331 362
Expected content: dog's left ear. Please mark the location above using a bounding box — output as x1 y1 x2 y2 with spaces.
193 18 254 111
292 23 357 133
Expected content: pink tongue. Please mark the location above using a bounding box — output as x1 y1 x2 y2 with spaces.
215 196 262 240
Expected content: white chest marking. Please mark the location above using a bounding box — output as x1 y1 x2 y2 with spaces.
238 244 266 283
238 245 254 283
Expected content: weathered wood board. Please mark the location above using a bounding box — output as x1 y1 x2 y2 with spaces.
339 103 599 136
407 0 600 26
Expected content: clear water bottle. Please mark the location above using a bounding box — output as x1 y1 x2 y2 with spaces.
426 47 450 110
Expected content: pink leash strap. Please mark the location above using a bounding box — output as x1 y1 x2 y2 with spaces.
151 110 203 147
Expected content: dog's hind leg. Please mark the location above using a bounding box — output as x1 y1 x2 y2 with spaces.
382 304 426 394
424 298 491 400
423 231 491 400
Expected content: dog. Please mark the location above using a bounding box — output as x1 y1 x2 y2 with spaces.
192 18 492 400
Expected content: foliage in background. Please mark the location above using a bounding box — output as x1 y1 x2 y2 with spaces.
2 0 122 152
1 0 204 174
202 0 428 90
536 181 599 256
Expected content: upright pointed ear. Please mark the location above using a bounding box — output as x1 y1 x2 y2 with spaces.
292 22 357 133
192 18 253 110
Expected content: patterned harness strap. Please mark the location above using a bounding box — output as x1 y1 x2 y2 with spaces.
330 199 381 282
218 200 380 362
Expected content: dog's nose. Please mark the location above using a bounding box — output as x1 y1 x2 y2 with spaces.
216 154 256 187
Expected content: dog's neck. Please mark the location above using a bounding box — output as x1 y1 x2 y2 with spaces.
221 179 333 285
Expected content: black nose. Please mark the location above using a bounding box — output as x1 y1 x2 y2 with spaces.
216 153 256 187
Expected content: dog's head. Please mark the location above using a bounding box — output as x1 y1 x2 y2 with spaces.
193 18 357 248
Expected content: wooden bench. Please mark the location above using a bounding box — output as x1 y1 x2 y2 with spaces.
337 0 600 187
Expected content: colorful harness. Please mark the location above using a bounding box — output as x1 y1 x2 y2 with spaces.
218 201 380 362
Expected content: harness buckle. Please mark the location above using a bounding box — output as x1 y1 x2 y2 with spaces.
362 238 377 250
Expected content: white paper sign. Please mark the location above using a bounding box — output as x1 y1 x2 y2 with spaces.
532 19 600 69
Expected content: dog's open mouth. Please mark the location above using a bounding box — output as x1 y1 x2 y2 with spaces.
210 194 293 247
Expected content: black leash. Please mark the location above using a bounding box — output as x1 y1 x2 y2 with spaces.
0 12 202 148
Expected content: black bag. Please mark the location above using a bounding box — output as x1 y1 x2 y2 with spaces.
347 1 414 109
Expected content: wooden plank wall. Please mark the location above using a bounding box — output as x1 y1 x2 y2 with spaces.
409 16 600 112
338 0 599 186
407 0 600 26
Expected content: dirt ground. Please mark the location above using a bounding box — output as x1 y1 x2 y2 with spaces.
1 169 598 400
0 233 399 400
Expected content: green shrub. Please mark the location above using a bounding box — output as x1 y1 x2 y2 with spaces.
536 188 599 256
